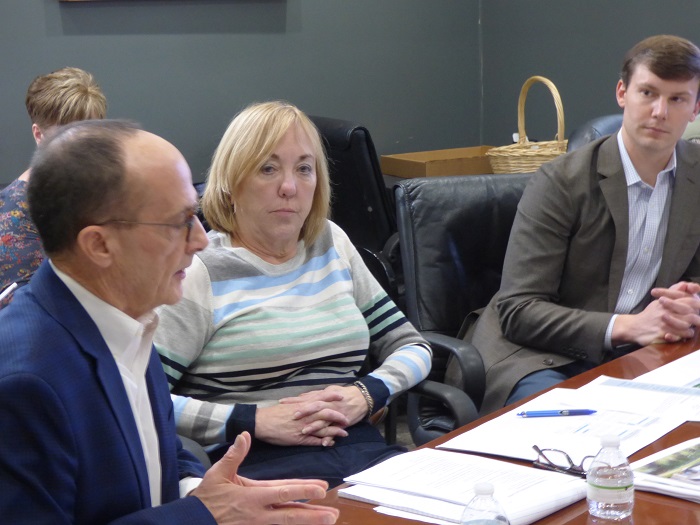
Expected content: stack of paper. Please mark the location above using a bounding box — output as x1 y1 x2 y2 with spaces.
634 349 700 419
339 448 586 525
339 349 700 524
632 437 700 503
437 378 689 466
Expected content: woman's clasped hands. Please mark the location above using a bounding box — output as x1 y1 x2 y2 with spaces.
255 384 372 447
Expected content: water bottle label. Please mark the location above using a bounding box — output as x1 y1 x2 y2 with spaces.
587 484 633 504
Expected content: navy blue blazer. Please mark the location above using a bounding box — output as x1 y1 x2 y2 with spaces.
0 262 216 524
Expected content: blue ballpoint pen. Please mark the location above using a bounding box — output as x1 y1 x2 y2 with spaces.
516 409 597 417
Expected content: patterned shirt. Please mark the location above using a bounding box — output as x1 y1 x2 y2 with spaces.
0 179 45 307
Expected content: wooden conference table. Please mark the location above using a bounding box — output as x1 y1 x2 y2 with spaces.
314 335 700 524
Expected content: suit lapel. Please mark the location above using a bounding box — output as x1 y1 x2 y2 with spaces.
597 137 629 311
31 263 152 506
656 141 700 286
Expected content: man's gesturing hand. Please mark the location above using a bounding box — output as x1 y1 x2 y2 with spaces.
191 431 339 525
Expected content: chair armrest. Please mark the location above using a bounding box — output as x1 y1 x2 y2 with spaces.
406 333 485 446
421 332 485 407
409 379 478 428
406 379 478 447
178 434 211 470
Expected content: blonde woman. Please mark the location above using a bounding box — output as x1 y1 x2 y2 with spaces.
155 101 431 486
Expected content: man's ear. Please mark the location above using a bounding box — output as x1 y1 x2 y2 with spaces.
692 98 700 122
31 124 43 145
76 226 114 269
615 79 627 110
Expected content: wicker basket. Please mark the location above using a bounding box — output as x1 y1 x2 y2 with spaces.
487 75 567 174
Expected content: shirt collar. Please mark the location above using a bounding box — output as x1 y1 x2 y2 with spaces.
49 260 158 377
617 131 676 188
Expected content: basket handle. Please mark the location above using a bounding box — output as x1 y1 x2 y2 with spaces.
516 75 565 145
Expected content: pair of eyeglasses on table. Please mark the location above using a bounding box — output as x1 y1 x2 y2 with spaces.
532 445 596 478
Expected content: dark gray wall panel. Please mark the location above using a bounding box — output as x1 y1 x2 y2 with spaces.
481 0 700 147
0 0 479 184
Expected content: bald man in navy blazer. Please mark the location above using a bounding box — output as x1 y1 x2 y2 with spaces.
0 120 339 525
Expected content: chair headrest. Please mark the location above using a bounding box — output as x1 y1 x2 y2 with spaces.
310 115 366 151
567 114 623 152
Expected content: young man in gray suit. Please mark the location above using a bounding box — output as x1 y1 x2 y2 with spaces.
469 35 700 415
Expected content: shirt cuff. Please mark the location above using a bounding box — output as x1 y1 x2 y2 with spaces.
604 314 618 350
179 476 203 497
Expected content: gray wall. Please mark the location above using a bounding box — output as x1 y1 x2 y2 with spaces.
480 0 700 146
0 0 480 184
6 1 700 187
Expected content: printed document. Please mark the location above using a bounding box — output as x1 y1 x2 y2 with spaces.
340 448 586 525
632 437 700 503
438 378 687 465
633 348 700 388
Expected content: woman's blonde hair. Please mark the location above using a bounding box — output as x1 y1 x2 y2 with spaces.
202 101 330 245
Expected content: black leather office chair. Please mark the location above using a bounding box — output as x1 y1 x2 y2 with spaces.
395 173 532 445
310 116 402 307
179 434 211 469
567 114 623 152
193 181 211 232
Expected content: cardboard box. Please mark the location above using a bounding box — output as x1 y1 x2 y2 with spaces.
380 146 494 178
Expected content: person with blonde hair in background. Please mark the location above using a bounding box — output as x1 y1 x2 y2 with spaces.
0 67 106 305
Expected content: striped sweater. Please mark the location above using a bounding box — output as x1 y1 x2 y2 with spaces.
154 221 431 445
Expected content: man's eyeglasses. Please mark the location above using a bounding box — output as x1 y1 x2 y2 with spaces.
532 445 596 478
97 215 198 243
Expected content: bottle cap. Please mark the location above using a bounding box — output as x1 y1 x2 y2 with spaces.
473 482 495 496
600 434 621 447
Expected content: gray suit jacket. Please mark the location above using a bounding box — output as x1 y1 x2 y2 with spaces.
471 135 700 415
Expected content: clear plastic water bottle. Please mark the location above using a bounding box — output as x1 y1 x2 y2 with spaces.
586 435 634 520
460 482 510 525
